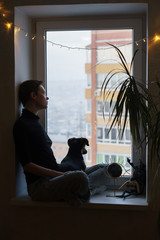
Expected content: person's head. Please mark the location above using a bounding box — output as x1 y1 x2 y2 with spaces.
107 163 122 178
18 80 49 110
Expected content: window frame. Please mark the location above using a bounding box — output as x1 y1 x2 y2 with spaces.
35 14 147 197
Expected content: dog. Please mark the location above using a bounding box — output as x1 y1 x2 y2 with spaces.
59 137 89 172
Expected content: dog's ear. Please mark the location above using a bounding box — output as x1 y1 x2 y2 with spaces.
68 138 75 147
82 138 89 146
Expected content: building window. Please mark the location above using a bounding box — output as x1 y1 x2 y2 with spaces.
97 126 131 145
87 74 91 87
87 99 91 112
97 101 116 117
97 153 103 164
97 127 103 140
87 123 91 137
96 101 103 115
111 128 117 143
97 152 131 175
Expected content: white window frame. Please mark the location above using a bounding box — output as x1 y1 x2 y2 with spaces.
35 14 147 201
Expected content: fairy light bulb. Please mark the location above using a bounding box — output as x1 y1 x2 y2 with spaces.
154 34 160 42
6 22 12 30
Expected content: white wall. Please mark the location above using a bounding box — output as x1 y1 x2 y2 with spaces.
14 7 33 196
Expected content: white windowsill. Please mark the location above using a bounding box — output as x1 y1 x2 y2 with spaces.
11 190 148 210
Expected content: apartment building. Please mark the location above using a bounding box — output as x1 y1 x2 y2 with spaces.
85 30 132 174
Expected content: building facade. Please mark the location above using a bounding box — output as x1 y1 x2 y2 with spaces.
85 30 132 174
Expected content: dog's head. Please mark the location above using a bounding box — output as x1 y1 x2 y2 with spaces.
68 137 89 155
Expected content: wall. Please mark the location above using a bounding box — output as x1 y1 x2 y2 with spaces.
14 7 33 197
0 0 160 240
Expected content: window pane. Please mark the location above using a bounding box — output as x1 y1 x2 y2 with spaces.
46 29 132 174
111 129 116 140
87 74 91 87
105 155 110 164
118 156 124 165
111 155 116 163
104 128 109 140
87 123 91 137
97 154 103 164
87 99 91 112
126 129 131 141
97 127 103 139
97 101 103 114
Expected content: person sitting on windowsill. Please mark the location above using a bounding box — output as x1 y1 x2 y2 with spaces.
13 80 90 206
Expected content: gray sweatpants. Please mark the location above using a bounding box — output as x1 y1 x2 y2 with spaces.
27 171 90 204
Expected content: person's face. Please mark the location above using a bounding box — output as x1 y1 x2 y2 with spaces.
33 85 49 110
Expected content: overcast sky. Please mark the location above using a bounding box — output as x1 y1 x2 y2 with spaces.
47 30 91 82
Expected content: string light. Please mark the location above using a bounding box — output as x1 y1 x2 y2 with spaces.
5 22 12 30
154 34 160 42
32 36 36 40
13 24 150 53
13 25 148 51
0 3 13 31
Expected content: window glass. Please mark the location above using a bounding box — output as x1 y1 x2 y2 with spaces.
111 155 116 163
87 99 91 112
87 74 91 87
46 29 132 174
97 127 103 139
105 155 110 164
87 123 91 137
97 101 103 114
104 102 110 115
111 128 117 142
118 156 124 165
126 129 131 141
104 128 109 140
97 153 103 164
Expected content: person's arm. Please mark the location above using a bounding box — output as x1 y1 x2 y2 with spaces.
23 162 65 178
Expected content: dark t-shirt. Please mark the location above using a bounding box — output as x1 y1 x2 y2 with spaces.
13 109 58 185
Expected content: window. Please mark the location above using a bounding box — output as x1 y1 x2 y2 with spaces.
97 126 131 145
36 11 145 181
87 74 91 87
14 3 147 206
87 99 91 112
97 152 132 175
87 123 91 137
111 128 117 143
97 127 103 140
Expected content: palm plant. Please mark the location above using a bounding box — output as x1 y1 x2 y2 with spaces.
100 43 154 147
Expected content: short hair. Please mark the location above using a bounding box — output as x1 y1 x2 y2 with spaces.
107 163 122 178
18 80 43 106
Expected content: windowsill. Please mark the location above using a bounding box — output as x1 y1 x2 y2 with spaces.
11 190 148 210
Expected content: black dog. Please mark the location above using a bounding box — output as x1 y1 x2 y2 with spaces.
59 137 89 172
